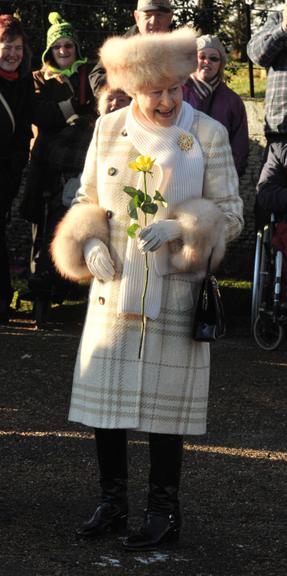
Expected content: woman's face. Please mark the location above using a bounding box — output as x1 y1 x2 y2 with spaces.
0 36 23 71
134 82 183 127
195 48 221 82
98 89 131 115
51 37 76 69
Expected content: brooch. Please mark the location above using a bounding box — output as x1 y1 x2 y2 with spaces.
177 133 193 151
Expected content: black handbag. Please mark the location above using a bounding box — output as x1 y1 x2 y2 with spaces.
193 253 226 342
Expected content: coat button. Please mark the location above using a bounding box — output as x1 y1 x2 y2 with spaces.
121 129 127 136
99 297 105 305
108 167 117 176
107 210 113 219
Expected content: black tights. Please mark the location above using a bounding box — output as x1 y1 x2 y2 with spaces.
94 428 183 486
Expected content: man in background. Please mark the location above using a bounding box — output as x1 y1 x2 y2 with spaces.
247 6 287 147
89 0 173 95
247 5 287 228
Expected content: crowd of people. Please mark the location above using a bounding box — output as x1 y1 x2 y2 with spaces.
0 0 285 553
1 2 249 323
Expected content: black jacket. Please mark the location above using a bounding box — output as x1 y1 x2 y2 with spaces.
21 63 96 223
0 48 34 215
257 142 287 215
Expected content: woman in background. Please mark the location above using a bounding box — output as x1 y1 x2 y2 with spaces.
21 12 96 303
96 81 131 116
183 34 249 178
0 14 34 323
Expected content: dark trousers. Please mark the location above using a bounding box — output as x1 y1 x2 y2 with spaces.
0 215 12 302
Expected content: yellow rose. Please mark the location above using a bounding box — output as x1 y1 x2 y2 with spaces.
128 155 155 173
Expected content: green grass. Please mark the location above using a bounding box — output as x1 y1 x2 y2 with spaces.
10 278 88 314
219 279 252 290
226 63 266 98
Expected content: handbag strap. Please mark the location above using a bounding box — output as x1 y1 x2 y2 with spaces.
203 249 213 289
0 91 15 133
201 249 214 310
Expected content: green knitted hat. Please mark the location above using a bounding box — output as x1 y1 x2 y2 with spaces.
42 12 82 64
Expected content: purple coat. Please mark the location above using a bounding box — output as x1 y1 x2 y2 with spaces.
183 80 249 177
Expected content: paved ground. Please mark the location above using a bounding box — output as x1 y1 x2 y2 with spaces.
1 307 286 576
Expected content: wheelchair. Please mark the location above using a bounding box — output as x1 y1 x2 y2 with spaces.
251 214 287 350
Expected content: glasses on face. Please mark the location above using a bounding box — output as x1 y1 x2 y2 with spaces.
198 54 221 63
52 42 75 51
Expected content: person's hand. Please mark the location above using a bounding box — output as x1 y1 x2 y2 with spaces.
137 220 181 254
84 238 115 281
283 5 287 31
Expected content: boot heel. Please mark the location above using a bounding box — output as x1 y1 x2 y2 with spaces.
110 513 128 533
163 526 180 543
122 512 181 551
76 504 128 539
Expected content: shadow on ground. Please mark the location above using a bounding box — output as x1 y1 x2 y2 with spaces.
0 305 286 576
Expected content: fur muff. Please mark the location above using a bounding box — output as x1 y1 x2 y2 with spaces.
170 197 226 276
100 26 198 95
51 203 109 281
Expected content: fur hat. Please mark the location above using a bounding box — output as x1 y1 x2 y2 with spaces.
196 34 227 78
100 26 198 95
42 12 82 64
137 0 173 12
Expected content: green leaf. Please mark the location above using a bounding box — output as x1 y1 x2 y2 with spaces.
134 192 146 207
127 223 140 238
154 190 168 208
142 202 158 215
123 185 138 198
153 190 165 201
128 198 138 219
136 190 145 202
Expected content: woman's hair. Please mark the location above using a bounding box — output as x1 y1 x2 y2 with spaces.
0 14 31 74
100 26 198 96
0 14 26 43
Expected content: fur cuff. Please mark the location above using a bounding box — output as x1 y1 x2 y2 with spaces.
51 203 109 281
170 197 226 275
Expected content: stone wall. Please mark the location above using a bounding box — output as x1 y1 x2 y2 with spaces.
222 97 265 279
7 98 266 280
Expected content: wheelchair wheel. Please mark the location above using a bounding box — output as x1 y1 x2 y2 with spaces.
251 231 262 330
253 314 284 351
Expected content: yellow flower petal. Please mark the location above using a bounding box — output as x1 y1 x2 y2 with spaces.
129 155 155 172
128 161 139 171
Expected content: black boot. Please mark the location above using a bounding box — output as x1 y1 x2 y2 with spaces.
123 433 183 551
76 429 128 539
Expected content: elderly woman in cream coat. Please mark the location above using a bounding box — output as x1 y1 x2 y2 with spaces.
52 27 243 551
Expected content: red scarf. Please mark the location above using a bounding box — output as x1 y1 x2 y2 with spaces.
0 68 19 81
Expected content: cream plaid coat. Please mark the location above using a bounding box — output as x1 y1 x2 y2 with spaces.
52 105 243 435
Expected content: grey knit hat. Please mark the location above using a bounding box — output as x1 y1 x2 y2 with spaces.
196 35 227 80
196 34 227 65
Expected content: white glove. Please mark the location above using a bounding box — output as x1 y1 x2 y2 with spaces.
137 220 181 254
84 238 115 281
